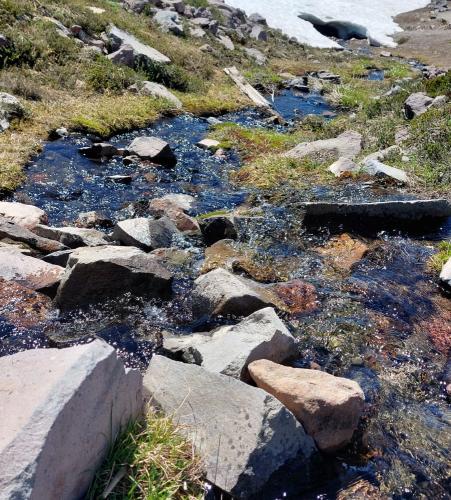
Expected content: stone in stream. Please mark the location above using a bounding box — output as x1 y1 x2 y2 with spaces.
163 307 298 381
285 131 362 161
0 92 25 132
75 211 113 229
440 258 451 290
0 201 47 229
192 268 279 318
128 81 183 108
0 248 64 294
143 355 317 497
107 25 171 65
159 193 196 211
148 200 200 234
78 142 118 159
199 216 237 246
55 245 172 310
316 234 369 272
128 136 177 167
248 359 365 453
0 340 142 500
0 218 67 254
33 225 110 248
112 216 179 250
196 138 220 151
328 157 360 177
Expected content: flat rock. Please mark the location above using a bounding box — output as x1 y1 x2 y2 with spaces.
143 355 316 497
0 248 64 293
159 193 196 212
363 159 409 183
107 25 170 64
286 131 362 161
164 307 297 381
128 136 177 167
328 157 360 177
0 202 47 229
316 234 369 271
0 340 142 499
192 267 277 318
79 142 118 159
248 360 365 452
0 218 67 254
440 257 451 290
112 217 179 250
33 225 109 248
129 81 182 108
404 92 434 119
196 138 220 150
55 245 172 310
75 211 113 229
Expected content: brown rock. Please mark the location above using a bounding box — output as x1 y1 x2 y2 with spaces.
271 279 318 314
316 233 369 271
248 359 365 452
149 198 200 234
0 202 47 229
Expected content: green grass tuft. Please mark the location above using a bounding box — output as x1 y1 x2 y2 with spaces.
429 241 451 272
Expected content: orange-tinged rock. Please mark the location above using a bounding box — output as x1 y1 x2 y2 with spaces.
316 233 369 271
271 279 318 314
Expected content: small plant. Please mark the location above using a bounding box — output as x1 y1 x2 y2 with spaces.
86 56 139 93
429 241 451 272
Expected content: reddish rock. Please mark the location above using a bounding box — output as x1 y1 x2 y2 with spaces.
149 198 200 234
271 279 318 314
316 233 369 271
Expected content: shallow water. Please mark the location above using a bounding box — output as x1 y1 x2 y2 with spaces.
3 88 451 498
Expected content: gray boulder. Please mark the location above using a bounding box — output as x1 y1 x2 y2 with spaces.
143 355 316 497
362 159 410 183
440 257 451 289
0 93 25 132
128 136 177 167
249 13 267 25
129 81 182 108
192 267 277 318
250 25 268 41
112 216 179 250
154 10 184 36
79 142 118 159
244 47 267 65
164 307 298 381
286 131 362 161
33 225 110 248
328 157 359 177
404 92 434 119
107 44 135 67
216 34 235 50
0 340 142 500
55 245 173 310
42 249 74 267
0 201 47 229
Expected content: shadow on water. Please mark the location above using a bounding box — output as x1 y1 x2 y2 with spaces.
3 88 451 498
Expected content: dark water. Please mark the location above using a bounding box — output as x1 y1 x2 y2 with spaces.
3 88 451 498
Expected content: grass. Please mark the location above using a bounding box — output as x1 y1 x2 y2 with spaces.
429 241 451 273
87 409 204 499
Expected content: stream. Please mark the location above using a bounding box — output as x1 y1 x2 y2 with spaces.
2 87 450 498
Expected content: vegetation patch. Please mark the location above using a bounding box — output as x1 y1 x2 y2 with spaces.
429 241 451 272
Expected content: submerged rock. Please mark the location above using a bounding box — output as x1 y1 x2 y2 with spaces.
271 279 318 314
143 355 316 497
316 234 369 271
0 340 142 499
78 142 118 159
128 136 177 167
0 202 47 230
248 360 365 452
55 245 173 310
164 307 297 381
112 217 179 250
286 131 362 161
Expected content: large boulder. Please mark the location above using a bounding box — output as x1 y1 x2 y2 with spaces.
285 131 362 161
440 257 451 290
0 93 25 132
128 136 177 167
192 267 277 318
0 202 47 229
0 218 67 254
129 81 182 108
55 245 173 310
0 340 142 499
107 25 170 65
248 360 365 453
164 307 298 381
33 225 109 248
404 92 434 119
0 248 64 293
112 216 179 250
143 355 316 497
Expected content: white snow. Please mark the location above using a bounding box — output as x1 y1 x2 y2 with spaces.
227 0 430 48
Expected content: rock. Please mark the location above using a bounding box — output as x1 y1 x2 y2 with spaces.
143 355 316 497
0 202 47 229
0 278 54 330
42 249 74 267
128 136 177 167
328 157 360 177
199 43 214 52
244 47 267 65
189 26 206 38
216 34 234 50
250 25 268 41
440 258 451 290
106 174 133 184
129 81 182 108
165 307 297 381
271 279 318 314
0 248 64 293
123 0 154 13
0 218 67 254
249 13 267 25
313 70 341 84
159 193 196 211
248 360 365 453
149 199 200 234
75 211 113 229
431 95 448 109
55 245 172 310
79 142 118 159
196 138 220 151
107 44 135 67
404 92 434 119
0 340 142 499
300 199 451 225
286 131 362 161
154 10 184 36
199 216 237 245
380 50 392 57
0 93 25 132
107 25 170 65
316 234 369 271
33 225 110 248
192 267 277 318
363 159 410 184
112 217 179 250
361 145 401 164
